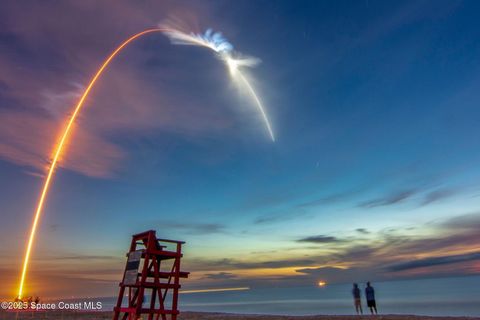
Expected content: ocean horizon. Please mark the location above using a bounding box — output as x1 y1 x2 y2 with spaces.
86 275 480 317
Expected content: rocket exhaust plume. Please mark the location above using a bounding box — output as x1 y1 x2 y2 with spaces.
18 26 275 299
161 26 275 142
17 28 167 299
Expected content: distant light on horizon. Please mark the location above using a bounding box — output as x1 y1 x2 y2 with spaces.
318 281 327 287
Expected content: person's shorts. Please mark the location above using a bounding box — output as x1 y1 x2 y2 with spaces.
354 298 361 306
367 300 376 308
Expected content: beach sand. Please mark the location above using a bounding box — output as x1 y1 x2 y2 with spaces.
0 311 479 320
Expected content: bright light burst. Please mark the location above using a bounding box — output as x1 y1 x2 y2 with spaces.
162 27 275 141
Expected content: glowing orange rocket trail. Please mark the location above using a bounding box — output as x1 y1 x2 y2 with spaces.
18 26 275 299
17 28 169 299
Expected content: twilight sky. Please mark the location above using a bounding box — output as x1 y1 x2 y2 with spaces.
1 0 480 299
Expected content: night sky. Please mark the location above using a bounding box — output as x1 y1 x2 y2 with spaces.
1 0 480 299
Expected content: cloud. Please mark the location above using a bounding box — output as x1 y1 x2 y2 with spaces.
227 258 317 270
253 208 309 225
441 211 480 230
254 213 288 224
421 188 456 206
187 257 318 271
299 188 363 207
384 214 480 256
387 252 480 272
154 213 480 289
203 272 237 280
45 254 119 261
356 228 370 234
359 189 417 208
357 185 460 209
295 266 344 275
294 266 369 284
0 110 125 177
334 245 378 263
187 213 480 284
275 213 480 281
296 235 343 244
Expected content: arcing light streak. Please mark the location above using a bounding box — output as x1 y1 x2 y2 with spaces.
17 28 167 299
162 27 275 141
18 26 275 299
236 72 274 142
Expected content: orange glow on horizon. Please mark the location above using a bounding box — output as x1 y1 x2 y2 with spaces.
180 287 250 294
189 265 348 280
17 28 170 299
318 281 327 287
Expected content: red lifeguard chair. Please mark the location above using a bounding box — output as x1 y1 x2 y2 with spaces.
113 230 189 320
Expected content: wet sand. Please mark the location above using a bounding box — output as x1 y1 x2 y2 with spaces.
1 311 479 320
179 313 480 320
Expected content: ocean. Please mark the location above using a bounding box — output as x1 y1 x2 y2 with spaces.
95 276 480 316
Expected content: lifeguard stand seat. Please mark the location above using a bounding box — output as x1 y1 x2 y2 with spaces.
113 230 189 320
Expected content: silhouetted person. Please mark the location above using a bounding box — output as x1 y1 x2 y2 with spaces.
34 296 40 304
365 281 378 314
352 283 363 314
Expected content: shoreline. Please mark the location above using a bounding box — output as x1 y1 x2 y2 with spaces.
1 311 479 320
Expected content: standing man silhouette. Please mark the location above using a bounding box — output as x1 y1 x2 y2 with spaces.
352 283 363 314
365 281 378 314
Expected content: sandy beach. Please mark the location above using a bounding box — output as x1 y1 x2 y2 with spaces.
1 311 479 320
177 313 480 320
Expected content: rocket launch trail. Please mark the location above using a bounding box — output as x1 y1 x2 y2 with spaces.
162 27 275 141
18 27 274 298
17 28 166 299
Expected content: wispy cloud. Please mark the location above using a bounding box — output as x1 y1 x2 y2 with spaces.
359 189 417 208
296 235 343 244
254 208 309 225
203 272 237 280
356 228 370 234
387 251 480 272
442 211 480 230
40 254 120 261
299 188 363 208
420 188 457 206
0 110 126 177
262 213 480 283
187 257 318 271
177 211 480 291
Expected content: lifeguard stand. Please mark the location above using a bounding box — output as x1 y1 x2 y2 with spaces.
113 230 189 320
